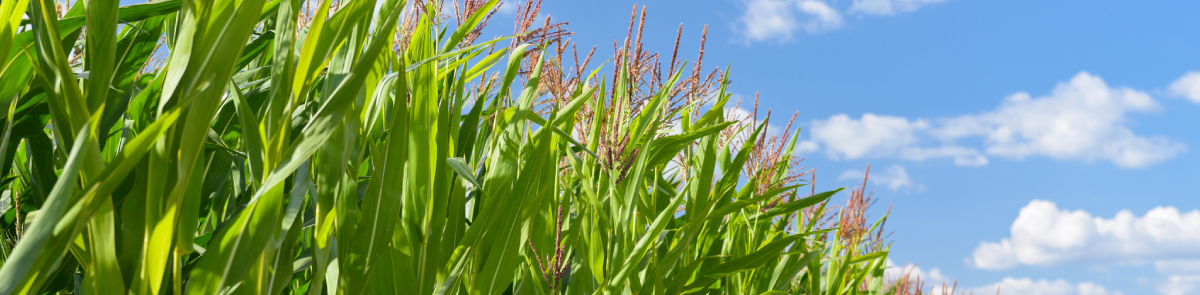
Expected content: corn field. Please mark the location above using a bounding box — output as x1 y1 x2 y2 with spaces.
0 0 900 294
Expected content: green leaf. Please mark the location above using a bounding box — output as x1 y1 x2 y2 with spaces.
0 0 31 81
338 2 407 290
681 235 806 294
606 188 687 291
0 121 93 294
446 157 481 190
747 188 843 221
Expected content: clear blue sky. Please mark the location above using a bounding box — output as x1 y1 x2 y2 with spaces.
519 1 1199 294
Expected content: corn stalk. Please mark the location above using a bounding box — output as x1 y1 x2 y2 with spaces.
0 0 894 294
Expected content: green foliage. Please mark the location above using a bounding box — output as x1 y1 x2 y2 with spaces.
0 0 894 294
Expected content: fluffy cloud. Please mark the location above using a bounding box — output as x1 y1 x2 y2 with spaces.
738 0 951 42
796 140 820 154
805 114 987 166
1168 71 1200 103
885 259 1123 295
715 105 799 156
884 259 949 283
802 72 1185 168
1156 259 1200 275
849 0 947 15
1155 260 1200 295
495 1 517 14
726 105 787 138
739 0 842 43
811 114 927 159
948 73 1182 168
969 200 1200 270
946 278 1122 295
798 0 843 33
839 165 920 192
1159 275 1200 295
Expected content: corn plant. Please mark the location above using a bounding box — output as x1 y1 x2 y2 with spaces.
0 0 893 294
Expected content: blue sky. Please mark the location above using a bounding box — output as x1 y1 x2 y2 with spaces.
512 0 1200 294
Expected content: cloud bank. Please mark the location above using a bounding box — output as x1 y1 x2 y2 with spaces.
839 165 920 192
970 200 1200 270
947 278 1123 295
800 72 1185 168
738 0 948 43
1168 71 1200 103
885 259 1122 295
740 0 843 43
849 0 947 15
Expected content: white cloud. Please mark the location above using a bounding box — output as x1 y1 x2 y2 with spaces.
804 113 988 166
738 0 949 43
496 1 517 14
949 73 1182 168
969 200 1200 270
850 0 947 15
796 140 820 154
739 0 842 43
798 0 843 33
971 239 1019 270
948 278 1122 295
885 259 1123 295
1168 71 1200 103
1155 260 1200 295
726 105 786 137
1159 275 1200 295
801 72 1185 168
1156 259 1200 275
884 259 949 283
740 0 799 42
810 114 927 159
839 165 920 192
